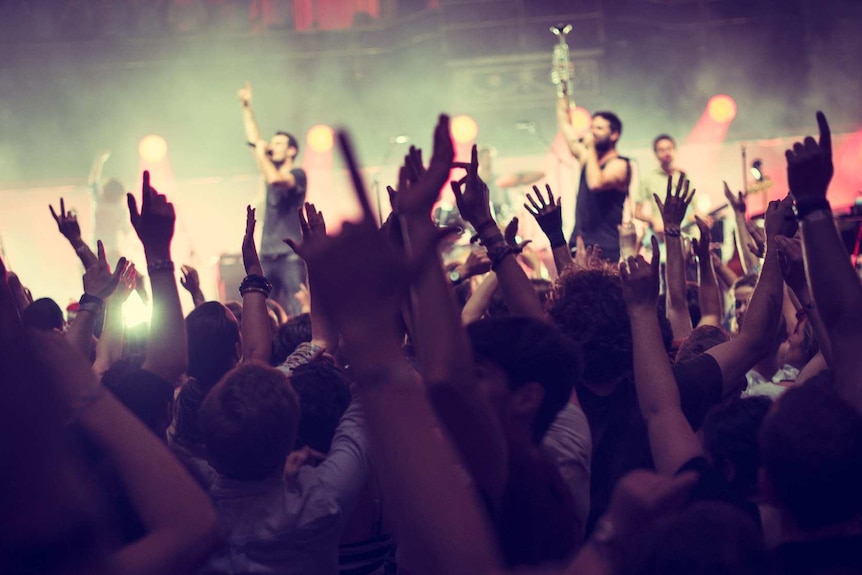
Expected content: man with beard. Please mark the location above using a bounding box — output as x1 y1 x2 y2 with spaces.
557 99 631 262
238 82 308 315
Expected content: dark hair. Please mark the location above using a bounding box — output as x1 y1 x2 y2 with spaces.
760 374 862 529
702 396 772 498
200 363 300 480
289 360 352 453
548 269 633 388
275 131 300 156
652 134 676 152
467 316 582 442
733 273 759 291
224 301 243 326
186 302 240 387
271 313 313 366
485 278 554 319
675 325 731 363
630 502 765 575
593 111 622 136
102 361 174 439
22 298 64 332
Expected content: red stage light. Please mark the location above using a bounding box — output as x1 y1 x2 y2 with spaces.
707 95 737 123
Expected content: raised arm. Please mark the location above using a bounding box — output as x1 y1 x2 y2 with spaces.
37 330 221 575
705 195 794 393
179 265 206 308
620 237 703 474
238 81 263 145
724 183 761 274
295 132 501 575
50 198 99 269
788 111 862 410
239 206 273 363
128 171 187 385
284 202 339 353
93 262 137 379
397 118 509 503
525 183 574 274
655 175 695 340
693 216 723 327
453 145 544 320
557 95 583 157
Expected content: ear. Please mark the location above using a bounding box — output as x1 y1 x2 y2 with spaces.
288 146 298 159
511 382 544 416
610 132 620 144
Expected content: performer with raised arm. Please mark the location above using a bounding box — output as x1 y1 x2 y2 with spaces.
238 81 308 315
552 25 631 262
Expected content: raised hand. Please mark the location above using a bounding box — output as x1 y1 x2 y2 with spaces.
654 175 695 231
238 81 253 106
503 217 531 252
723 181 747 215
620 236 661 310
524 184 564 239
786 111 833 204
179 264 204 305
452 145 493 228
242 206 264 276
773 235 806 293
691 215 713 262
618 221 638 260
764 193 798 239
744 221 766 259
393 116 454 217
284 202 329 260
113 262 138 304
83 240 128 300
573 235 604 270
49 198 83 243
127 171 175 257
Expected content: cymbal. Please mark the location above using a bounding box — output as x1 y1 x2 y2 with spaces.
495 171 545 189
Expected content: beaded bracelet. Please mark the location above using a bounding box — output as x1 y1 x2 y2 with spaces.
239 274 273 297
147 260 175 274
664 225 682 238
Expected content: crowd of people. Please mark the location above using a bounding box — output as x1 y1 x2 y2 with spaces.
2 105 861 575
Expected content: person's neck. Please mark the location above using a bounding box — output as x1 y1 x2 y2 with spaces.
779 512 862 545
660 162 674 176
597 147 618 164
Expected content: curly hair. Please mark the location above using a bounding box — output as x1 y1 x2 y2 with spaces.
547 268 634 388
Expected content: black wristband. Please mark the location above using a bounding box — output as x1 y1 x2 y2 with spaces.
239 274 273 297
79 293 104 307
546 229 567 248
794 199 831 219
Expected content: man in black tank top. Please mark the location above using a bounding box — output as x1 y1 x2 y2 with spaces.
556 102 631 262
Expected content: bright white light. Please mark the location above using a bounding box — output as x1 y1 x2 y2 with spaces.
697 196 712 213
123 290 151 329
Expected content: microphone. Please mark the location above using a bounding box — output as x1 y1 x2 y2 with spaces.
514 121 536 134
389 135 410 144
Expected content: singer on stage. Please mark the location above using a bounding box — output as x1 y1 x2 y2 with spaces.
556 97 631 262
238 82 307 315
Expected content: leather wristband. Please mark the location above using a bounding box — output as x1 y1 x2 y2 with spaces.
79 293 104 308
664 225 682 238
239 274 273 297
147 260 175 274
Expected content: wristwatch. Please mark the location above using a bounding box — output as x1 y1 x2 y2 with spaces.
448 269 465 286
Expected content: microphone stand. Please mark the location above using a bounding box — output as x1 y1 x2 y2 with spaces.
373 138 408 224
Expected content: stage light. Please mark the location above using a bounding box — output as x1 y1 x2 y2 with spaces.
307 124 334 153
707 95 737 123
750 159 764 182
569 106 592 135
452 115 479 144
138 135 168 162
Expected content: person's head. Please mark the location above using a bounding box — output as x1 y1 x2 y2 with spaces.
702 396 772 498
102 359 175 439
466 316 582 443
652 134 676 168
675 324 731 363
269 131 299 164
777 315 819 370
270 313 313 366
591 111 622 153
732 273 758 331
289 360 352 453
477 145 496 173
101 178 125 202
200 362 300 481
759 373 862 531
224 301 243 327
629 502 765 575
185 302 241 386
22 298 65 332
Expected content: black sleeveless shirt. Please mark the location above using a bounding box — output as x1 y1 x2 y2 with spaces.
569 156 630 262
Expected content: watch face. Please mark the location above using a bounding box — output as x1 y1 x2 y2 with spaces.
448 270 461 283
